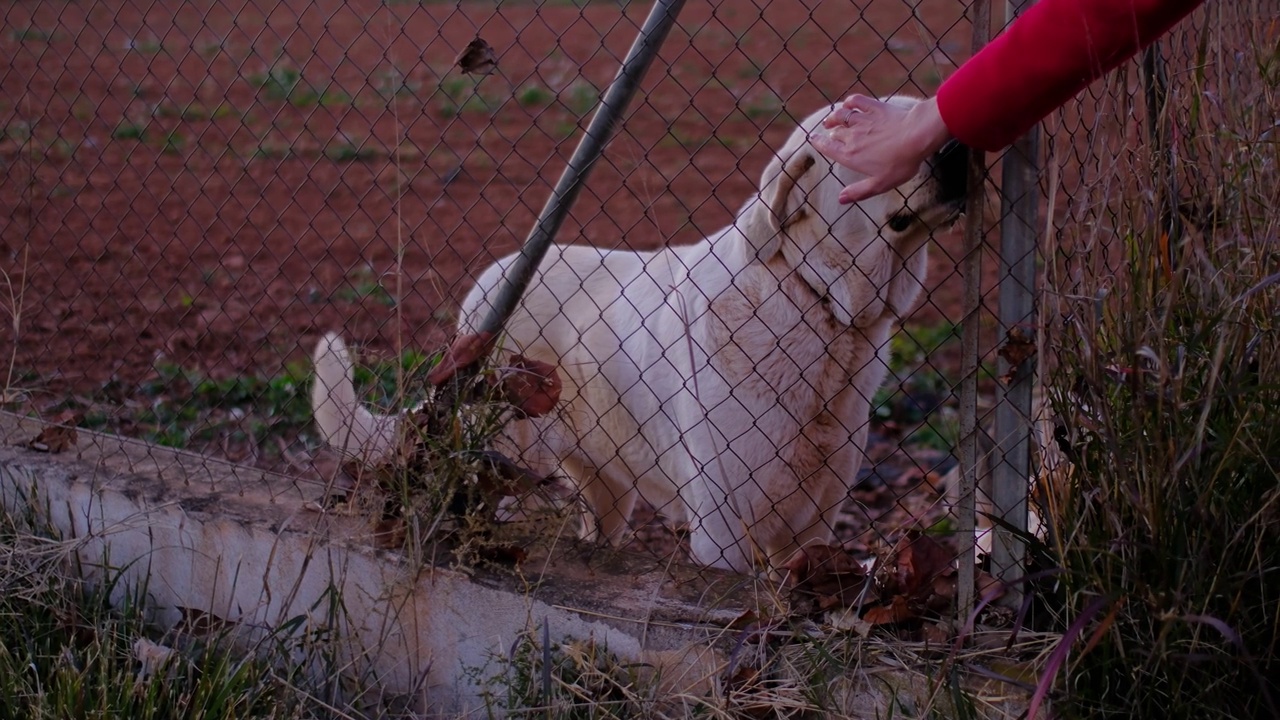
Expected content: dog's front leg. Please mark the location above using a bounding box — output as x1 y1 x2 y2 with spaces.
561 456 639 544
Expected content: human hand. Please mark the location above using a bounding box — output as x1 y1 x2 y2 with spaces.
809 94 952 204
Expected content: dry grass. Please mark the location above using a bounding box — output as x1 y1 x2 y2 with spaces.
1034 7 1280 718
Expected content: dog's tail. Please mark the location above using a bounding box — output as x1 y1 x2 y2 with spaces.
310 333 399 462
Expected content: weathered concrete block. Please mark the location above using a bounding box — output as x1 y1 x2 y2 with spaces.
1 412 1037 718
0 412 743 715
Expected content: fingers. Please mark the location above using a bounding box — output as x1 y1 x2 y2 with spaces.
838 178 885 205
823 93 879 129
807 130 844 157
821 107 853 129
840 94 881 113
821 106 863 129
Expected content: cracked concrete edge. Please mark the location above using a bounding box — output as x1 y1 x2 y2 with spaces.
0 411 1037 718
0 411 746 714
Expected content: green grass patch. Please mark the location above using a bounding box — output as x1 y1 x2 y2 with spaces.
517 83 554 107
661 126 711 150
251 141 290 160
125 35 163 54
160 130 185 155
249 63 344 107
153 101 236 122
111 121 148 141
741 93 782 121
8 27 52 43
563 80 598 116
334 265 397 307
378 68 421 101
434 76 500 117
325 140 380 163
0 503 334 718
132 361 315 450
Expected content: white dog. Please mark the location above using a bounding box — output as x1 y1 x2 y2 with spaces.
312 98 967 574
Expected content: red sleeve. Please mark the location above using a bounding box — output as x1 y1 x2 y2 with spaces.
936 0 1206 152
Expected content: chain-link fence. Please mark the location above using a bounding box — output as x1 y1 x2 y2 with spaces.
1 0 1269 621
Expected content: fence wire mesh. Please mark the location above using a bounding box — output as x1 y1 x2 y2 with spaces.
1 0 1271 618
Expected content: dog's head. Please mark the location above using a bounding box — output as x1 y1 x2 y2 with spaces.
746 96 968 327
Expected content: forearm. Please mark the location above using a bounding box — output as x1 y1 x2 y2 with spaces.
937 0 1207 152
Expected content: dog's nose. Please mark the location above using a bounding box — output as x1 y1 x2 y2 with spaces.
931 139 970 203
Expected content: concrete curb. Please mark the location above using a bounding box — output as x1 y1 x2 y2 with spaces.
0 411 745 714
1 411 1037 718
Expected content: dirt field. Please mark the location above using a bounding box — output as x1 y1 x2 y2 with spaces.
0 0 986 384
2 0 999 554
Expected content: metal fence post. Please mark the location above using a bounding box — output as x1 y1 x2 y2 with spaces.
990 0 1041 605
475 0 688 340
956 0 991 624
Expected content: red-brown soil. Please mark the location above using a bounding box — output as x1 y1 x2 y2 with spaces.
1 0 986 389
2 0 1001 558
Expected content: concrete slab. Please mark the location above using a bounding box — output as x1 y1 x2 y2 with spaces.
0 411 1038 718
0 412 751 714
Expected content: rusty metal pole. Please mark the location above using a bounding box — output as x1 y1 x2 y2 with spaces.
475 0 688 339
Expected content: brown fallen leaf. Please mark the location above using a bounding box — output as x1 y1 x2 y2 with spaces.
928 570 959 612
455 37 497 75
976 569 1009 603
27 410 81 453
783 544 872 611
372 517 407 549
921 620 952 645
727 609 760 631
173 606 234 638
475 450 549 496
890 530 955 602
499 354 562 418
997 325 1037 385
863 595 912 625
724 664 775 720
427 331 497 386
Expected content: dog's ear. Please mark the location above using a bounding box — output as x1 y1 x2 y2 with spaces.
885 244 928 318
754 150 817 261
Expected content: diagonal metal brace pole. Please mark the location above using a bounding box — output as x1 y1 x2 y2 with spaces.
473 0 688 342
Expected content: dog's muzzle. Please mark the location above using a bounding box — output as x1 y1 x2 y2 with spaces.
931 139 971 205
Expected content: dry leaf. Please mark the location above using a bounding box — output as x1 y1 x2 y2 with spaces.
455 37 497 75
922 621 953 645
728 609 760 631
997 326 1037 385
133 638 180 679
783 544 871 611
499 354 562 418
724 664 775 720
173 606 234 637
863 595 912 625
372 517 406 548
427 331 497 386
1081 596 1126 656
27 410 81 453
891 530 955 602
827 606 874 636
976 569 1009 602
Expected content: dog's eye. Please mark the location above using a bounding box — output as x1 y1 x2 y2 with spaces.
887 213 914 233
